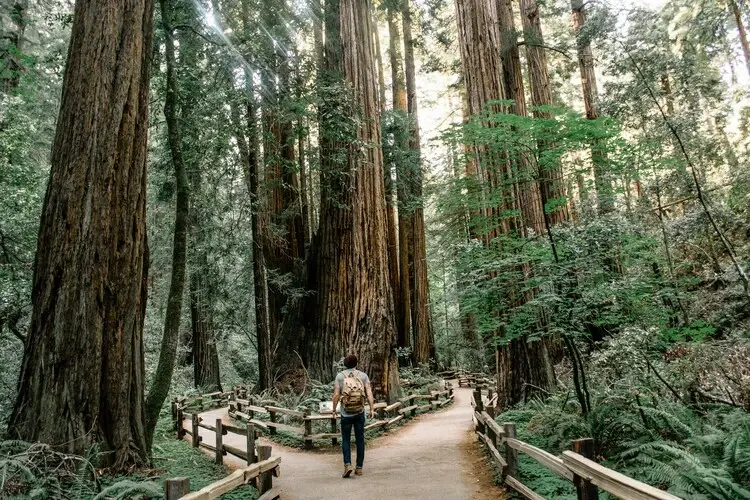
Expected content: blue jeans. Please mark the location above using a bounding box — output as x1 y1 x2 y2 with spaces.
341 412 365 467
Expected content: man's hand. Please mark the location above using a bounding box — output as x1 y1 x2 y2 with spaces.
368 409 375 419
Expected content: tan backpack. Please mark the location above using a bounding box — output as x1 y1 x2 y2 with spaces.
341 370 365 414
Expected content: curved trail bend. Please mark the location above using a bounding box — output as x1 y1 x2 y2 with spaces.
185 385 505 499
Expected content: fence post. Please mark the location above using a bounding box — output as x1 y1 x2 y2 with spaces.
304 409 313 450
331 416 338 445
269 410 277 435
410 396 417 417
191 413 199 448
485 407 496 446
247 422 256 465
215 418 223 465
257 445 273 494
377 404 385 420
164 477 190 500
572 438 599 500
473 389 484 412
176 407 184 439
503 423 518 480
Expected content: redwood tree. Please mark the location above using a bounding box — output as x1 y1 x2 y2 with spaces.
571 0 613 214
313 0 399 399
520 0 569 225
9 0 155 468
387 2 412 351
497 0 544 235
402 0 435 364
239 0 272 390
454 0 554 408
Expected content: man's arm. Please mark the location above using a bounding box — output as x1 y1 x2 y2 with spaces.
332 383 340 416
366 382 375 418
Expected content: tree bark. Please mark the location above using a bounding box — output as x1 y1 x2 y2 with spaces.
571 0 613 215
240 0 272 390
313 0 399 399
377 6 402 357
387 4 412 351
497 0 544 235
455 0 554 406
144 0 191 447
402 0 435 364
262 0 306 350
519 0 569 225
9 0 154 469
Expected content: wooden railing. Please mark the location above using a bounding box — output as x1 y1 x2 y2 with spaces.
457 370 496 389
471 389 681 500
172 391 234 415
164 455 281 500
227 385 455 449
173 383 454 451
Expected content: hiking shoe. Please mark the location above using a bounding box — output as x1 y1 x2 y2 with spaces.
354 468 363 476
343 465 353 478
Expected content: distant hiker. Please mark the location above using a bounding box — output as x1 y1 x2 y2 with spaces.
332 354 375 478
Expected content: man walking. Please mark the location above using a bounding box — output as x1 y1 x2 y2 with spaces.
332 354 375 478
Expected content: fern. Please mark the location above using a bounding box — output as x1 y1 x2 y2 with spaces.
92 479 162 500
723 423 750 484
619 440 750 498
637 406 695 441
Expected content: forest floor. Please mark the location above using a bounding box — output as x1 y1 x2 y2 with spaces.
186 385 505 499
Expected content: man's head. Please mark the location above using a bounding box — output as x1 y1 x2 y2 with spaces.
343 354 357 369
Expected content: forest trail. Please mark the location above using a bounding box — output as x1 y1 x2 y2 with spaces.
184 385 505 499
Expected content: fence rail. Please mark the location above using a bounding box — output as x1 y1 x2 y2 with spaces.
164 452 281 500
470 388 681 500
174 383 455 452
228 385 455 449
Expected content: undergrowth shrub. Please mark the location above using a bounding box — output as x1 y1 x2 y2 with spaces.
493 326 750 499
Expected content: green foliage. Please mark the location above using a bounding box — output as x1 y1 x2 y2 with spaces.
492 324 750 498
91 481 162 500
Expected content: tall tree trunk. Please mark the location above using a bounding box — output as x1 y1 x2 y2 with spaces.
402 0 435 364
454 95 482 367
9 0 154 469
298 114 312 246
571 0 613 215
520 0 569 225
455 0 553 407
313 0 399 399
373 8 387 110
376 6 401 359
144 0 190 447
497 0 544 235
729 0 750 79
387 4 412 351
190 256 222 392
240 0 272 390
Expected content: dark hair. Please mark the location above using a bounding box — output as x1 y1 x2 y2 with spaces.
343 354 357 369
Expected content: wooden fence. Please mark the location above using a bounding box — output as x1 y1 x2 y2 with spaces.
169 411 281 500
456 370 496 390
164 454 281 500
471 389 681 500
226 385 455 449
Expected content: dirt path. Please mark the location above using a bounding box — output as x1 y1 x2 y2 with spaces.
185 386 504 499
